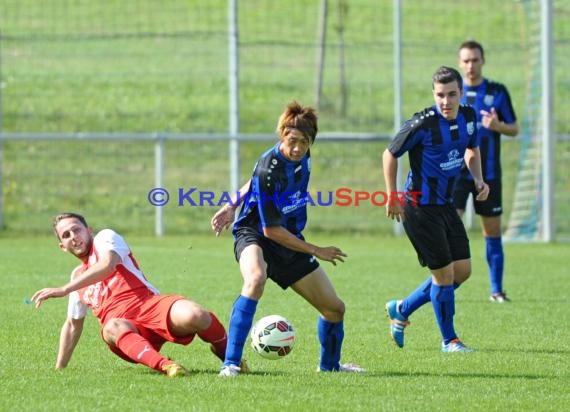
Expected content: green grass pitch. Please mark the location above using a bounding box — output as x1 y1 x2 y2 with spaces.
1 233 567 411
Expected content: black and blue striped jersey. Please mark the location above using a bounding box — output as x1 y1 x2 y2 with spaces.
461 79 517 181
233 143 311 238
388 105 479 206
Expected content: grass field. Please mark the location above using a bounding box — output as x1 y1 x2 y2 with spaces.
1 3 569 408
1 233 568 411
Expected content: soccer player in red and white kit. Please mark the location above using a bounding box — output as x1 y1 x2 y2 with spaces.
31 212 236 377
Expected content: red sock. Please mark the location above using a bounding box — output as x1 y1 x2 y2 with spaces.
197 312 227 361
115 330 169 373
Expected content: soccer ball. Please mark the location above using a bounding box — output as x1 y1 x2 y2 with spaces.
250 315 295 360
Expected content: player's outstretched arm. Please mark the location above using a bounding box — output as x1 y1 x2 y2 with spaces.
32 250 121 308
55 317 85 369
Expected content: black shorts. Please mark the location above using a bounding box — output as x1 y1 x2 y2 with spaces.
233 227 320 290
453 178 502 217
402 201 470 270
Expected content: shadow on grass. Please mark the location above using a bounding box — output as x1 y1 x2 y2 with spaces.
125 366 561 380
137 368 292 377
477 347 570 355
378 370 559 380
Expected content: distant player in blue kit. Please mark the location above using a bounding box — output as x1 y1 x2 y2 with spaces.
383 66 489 352
211 101 364 376
455 40 519 303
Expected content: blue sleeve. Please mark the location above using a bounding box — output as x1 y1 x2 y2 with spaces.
497 86 517 124
388 116 425 157
468 129 480 149
464 106 480 149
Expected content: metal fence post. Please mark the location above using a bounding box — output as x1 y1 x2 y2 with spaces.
228 0 240 195
0 31 4 230
155 135 165 236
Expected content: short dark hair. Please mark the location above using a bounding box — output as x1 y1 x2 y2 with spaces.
459 40 485 60
432 66 463 90
52 212 88 239
276 101 318 144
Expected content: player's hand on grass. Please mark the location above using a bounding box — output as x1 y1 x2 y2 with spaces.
313 246 347 266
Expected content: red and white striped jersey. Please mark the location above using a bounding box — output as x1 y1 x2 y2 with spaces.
67 229 160 325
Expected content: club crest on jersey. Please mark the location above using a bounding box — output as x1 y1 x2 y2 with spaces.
484 94 494 106
467 121 475 135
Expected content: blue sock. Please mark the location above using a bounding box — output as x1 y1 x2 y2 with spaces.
399 276 432 318
430 284 457 345
486 236 504 294
400 277 460 319
317 318 344 371
224 295 258 367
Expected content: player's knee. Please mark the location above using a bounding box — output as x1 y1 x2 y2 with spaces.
242 272 267 297
453 260 472 284
171 300 211 330
321 299 345 322
191 308 212 330
181 310 210 331
455 270 471 284
102 318 137 344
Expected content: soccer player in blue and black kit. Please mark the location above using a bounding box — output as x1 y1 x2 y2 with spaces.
383 66 489 352
211 101 364 376
455 40 519 303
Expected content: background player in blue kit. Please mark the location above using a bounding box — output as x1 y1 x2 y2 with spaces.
211 101 364 376
383 66 489 352
454 40 519 303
